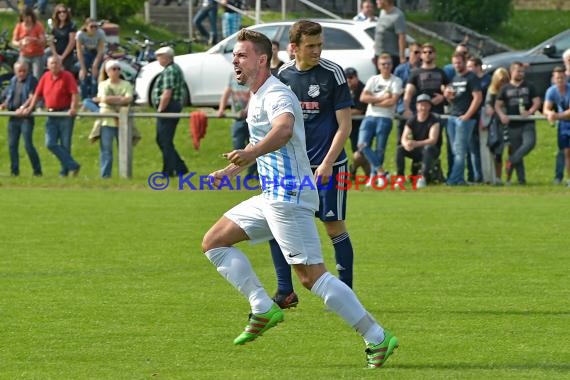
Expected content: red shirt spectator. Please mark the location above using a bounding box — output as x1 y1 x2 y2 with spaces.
35 69 78 110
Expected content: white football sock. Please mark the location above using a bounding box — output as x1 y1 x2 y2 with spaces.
205 247 273 314
311 272 384 345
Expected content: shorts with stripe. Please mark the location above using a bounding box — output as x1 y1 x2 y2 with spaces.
314 161 348 222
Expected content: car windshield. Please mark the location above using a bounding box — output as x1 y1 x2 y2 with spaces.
323 27 363 50
530 30 570 57
364 26 375 41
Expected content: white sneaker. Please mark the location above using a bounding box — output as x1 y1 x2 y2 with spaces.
376 172 390 187
366 172 376 187
417 177 427 188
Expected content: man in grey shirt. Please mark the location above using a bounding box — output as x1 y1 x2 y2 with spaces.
374 0 407 71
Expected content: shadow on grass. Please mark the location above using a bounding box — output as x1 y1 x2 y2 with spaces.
447 310 570 316
394 362 570 371
382 309 570 316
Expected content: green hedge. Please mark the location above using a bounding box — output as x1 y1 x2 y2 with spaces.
64 0 143 23
430 0 513 34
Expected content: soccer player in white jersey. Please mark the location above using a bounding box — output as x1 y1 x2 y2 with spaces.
201 29 398 368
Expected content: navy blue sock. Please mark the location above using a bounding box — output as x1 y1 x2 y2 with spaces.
332 232 354 288
269 239 294 294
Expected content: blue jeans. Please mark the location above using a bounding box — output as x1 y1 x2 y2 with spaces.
20 55 44 80
507 123 536 184
83 98 100 112
555 127 566 180
446 116 476 185
8 117 42 176
357 116 393 174
45 116 79 176
100 126 118 178
468 127 482 182
25 0 47 13
222 12 241 38
76 50 100 99
193 3 218 43
156 101 188 175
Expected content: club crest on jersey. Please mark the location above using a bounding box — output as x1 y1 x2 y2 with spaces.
308 84 320 98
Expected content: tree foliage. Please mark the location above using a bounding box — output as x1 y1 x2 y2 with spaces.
64 0 143 23
430 0 513 33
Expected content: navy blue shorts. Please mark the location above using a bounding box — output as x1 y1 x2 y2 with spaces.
314 161 348 222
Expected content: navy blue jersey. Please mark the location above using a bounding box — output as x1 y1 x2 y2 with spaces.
278 58 353 167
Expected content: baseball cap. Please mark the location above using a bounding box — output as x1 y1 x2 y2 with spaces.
105 60 120 70
344 67 357 77
416 93 432 104
155 46 174 57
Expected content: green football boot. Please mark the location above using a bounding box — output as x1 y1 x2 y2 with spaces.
365 330 399 368
233 303 284 345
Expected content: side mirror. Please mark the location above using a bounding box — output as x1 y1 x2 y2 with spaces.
542 44 556 57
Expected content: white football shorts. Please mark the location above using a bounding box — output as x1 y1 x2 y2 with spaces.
224 195 323 265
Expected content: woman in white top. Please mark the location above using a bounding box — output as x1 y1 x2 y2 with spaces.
358 53 403 185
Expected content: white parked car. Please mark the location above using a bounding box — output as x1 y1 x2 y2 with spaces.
135 19 415 107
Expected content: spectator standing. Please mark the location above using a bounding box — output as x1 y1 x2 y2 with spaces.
483 67 510 185
24 0 47 15
272 20 355 308
23 56 80 177
403 43 448 120
48 4 78 73
93 60 133 178
0 60 42 177
394 41 421 144
11 7 46 79
353 0 378 22
443 52 482 186
466 56 491 183
373 0 406 70
216 72 255 176
543 66 570 187
358 53 403 185
201 29 398 368
495 62 541 185
220 0 243 38
270 40 284 76
396 93 440 188
345 67 370 177
193 0 218 46
443 43 469 82
152 46 189 177
553 48 570 184
76 18 106 100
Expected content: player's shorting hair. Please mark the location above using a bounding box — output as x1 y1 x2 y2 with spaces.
236 29 272 68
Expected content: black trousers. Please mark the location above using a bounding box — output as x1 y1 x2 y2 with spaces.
156 100 188 176
396 144 440 181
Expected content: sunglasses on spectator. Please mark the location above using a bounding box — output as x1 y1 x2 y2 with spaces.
413 51 421 55
89 24 98 29
57 9 67 14
110 67 121 71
